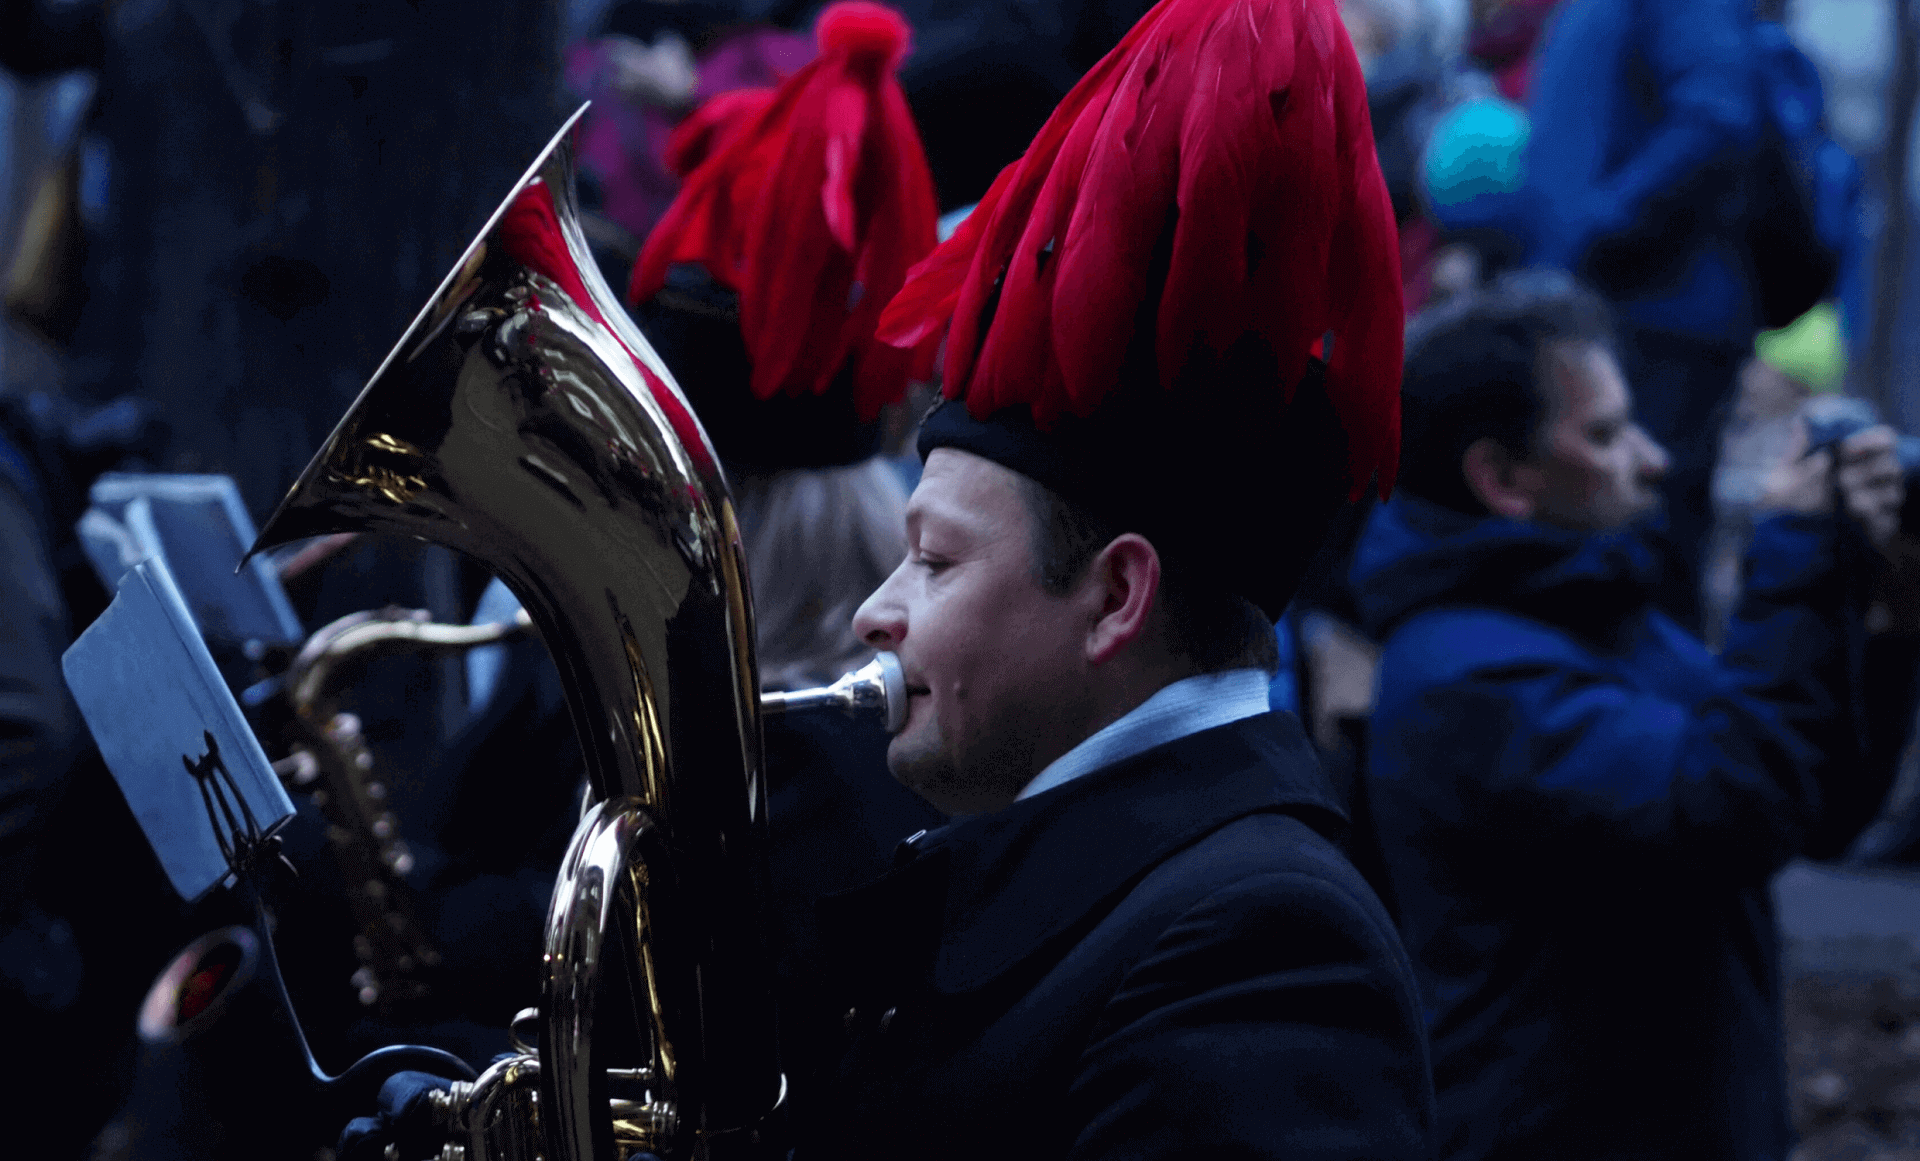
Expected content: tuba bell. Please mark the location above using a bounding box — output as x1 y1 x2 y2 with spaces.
248 103 788 1161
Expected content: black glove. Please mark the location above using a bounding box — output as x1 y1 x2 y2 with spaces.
337 1070 457 1161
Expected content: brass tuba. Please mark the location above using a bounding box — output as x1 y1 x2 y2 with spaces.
248 104 817 1161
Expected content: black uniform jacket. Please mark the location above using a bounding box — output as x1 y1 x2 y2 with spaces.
801 710 1435 1160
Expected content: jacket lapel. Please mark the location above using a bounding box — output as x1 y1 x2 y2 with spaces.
816 711 1343 1001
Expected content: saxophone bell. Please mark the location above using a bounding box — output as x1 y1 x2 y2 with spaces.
114 917 480 1161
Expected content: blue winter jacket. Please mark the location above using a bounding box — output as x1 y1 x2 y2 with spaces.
1430 0 1865 347
1353 493 1886 1161
1524 0 1763 343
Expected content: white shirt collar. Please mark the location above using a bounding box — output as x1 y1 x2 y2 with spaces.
1015 669 1273 801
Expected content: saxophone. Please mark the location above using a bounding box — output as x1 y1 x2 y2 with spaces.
235 104 898 1161
267 604 533 1011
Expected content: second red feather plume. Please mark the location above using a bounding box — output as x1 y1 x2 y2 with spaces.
631 1 938 421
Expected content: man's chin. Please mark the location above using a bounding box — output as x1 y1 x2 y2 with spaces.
893 733 1003 816
886 732 947 796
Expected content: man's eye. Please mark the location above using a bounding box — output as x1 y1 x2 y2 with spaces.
1588 424 1621 445
914 555 951 572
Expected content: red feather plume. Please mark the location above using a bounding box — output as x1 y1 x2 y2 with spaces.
630 1 939 420
665 88 776 179
875 0 1403 498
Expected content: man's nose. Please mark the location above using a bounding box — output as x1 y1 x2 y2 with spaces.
852 565 906 650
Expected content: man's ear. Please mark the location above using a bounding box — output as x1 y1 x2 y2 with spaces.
1082 534 1160 667
1462 437 1539 520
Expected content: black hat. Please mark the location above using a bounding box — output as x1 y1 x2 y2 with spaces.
882 0 1405 616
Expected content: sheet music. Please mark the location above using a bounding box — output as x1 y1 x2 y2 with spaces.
61 557 294 901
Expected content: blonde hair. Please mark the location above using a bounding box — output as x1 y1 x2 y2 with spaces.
733 458 909 690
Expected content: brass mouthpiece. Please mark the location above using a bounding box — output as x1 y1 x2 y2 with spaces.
759 652 907 734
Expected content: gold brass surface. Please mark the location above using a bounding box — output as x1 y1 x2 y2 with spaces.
250 105 782 1160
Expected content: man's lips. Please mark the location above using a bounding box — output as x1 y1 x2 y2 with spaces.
894 683 930 732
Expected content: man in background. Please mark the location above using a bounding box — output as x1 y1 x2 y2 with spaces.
1354 273 1902 1160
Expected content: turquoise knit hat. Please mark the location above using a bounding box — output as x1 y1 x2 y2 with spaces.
1423 94 1529 209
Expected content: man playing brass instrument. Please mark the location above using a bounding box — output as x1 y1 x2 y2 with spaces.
799 0 1433 1154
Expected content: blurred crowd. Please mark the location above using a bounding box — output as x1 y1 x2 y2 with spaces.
4 0 1920 1158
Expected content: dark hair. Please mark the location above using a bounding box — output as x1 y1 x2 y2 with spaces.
1015 475 1281 676
1397 271 1615 514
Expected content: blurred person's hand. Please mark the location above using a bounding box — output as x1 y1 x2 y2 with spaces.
1759 421 1905 549
1835 425 1904 549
